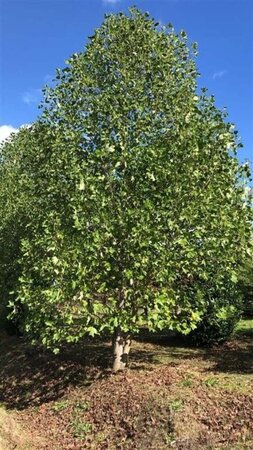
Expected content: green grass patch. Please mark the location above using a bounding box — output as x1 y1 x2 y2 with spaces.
71 418 92 439
51 400 69 412
203 377 219 388
236 318 253 337
170 399 183 412
214 374 252 394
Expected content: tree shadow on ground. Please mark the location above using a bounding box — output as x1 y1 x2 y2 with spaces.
0 333 163 411
0 334 111 410
135 328 253 375
0 328 252 412
203 334 253 375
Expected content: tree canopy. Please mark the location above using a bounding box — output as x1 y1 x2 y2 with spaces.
1 8 252 369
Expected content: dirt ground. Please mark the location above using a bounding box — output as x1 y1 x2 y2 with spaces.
0 321 253 450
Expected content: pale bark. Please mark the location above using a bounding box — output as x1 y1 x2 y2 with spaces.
112 331 131 372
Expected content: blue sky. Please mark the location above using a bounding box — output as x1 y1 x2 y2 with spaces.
0 0 252 167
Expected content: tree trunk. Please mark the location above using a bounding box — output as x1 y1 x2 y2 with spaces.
112 330 131 372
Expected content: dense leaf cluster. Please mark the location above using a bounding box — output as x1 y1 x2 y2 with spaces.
0 9 252 350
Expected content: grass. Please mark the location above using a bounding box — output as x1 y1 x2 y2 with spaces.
236 318 253 337
203 377 219 388
0 319 253 449
169 399 183 412
71 418 92 439
51 400 69 412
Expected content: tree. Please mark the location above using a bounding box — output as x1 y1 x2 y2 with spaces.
0 124 55 331
0 127 35 330
5 8 252 370
238 232 253 317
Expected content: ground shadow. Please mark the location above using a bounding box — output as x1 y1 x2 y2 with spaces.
203 334 253 375
135 328 253 375
0 334 114 410
1 327 252 411
0 333 164 411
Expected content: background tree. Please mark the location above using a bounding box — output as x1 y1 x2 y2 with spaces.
4 8 252 370
238 235 253 317
0 124 54 330
0 127 37 331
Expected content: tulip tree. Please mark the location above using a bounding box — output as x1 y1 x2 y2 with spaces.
5 8 252 370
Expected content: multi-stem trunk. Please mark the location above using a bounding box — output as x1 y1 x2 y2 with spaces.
112 330 132 372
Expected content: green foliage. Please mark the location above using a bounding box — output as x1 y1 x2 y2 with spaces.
188 283 242 346
0 126 41 334
1 8 252 351
238 252 253 316
188 308 238 347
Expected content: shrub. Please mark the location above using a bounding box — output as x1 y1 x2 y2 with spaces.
189 303 241 346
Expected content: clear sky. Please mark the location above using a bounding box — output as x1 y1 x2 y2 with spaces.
1 0 252 167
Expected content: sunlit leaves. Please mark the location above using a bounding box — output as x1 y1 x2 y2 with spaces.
1 8 252 350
